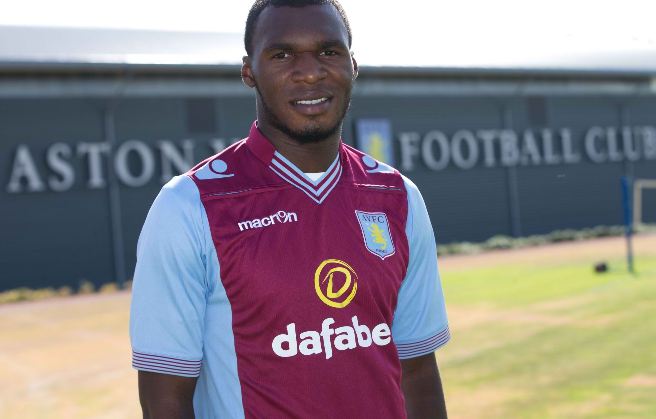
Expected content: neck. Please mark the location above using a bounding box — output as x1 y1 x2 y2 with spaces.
257 121 341 173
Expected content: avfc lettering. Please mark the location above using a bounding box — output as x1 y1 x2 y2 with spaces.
360 213 387 224
272 316 391 359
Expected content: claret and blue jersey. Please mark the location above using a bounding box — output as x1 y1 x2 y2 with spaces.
130 122 450 418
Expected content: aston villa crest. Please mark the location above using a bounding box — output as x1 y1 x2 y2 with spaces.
355 210 395 259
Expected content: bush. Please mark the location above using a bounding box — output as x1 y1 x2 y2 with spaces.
99 282 119 294
524 235 550 247
547 229 579 243
0 288 29 304
0 287 60 304
439 224 655 256
0 279 128 305
438 242 481 256
484 235 514 250
77 280 96 295
635 224 656 234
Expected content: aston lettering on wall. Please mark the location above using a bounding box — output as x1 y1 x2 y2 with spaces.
4 139 233 194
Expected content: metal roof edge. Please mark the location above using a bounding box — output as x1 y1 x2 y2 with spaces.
0 60 241 74
1 61 655 81
357 66 656 80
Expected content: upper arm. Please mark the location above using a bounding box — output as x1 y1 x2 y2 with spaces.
392 176 450 359
130 175 211 410
139 371 198 418
400 354 448 419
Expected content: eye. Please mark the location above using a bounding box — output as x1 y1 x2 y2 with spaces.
272 51 291 60
320 49 339 57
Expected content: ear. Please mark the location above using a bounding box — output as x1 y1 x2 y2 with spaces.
241 56 256 88
351 52 359 80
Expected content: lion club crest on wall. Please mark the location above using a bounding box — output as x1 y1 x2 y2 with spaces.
355 211 396 259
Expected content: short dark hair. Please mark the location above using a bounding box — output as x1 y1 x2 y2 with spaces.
244 0 352 56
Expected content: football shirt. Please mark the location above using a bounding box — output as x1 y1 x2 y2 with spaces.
130 122 449 418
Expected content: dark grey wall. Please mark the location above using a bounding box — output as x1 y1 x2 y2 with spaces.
1 92 655 291
349 95 656 242
0 96 255 290
1 99 112 289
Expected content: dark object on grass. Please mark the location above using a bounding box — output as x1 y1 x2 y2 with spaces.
594 262 609 273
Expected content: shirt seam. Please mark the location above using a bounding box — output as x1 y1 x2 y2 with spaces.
394 323 450 346
131 348 203 363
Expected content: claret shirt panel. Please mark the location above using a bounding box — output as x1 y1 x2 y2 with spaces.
130 122 449 418
191 123 409 418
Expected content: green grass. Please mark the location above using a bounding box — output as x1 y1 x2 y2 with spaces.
444 258 656 307
1 238 653 418
439 256 656 418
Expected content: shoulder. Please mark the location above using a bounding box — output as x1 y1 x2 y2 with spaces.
341 143 405 190
398 174 434 240
187 140 273 196
187 140 247 181
160 173 200 199
150 174 201 220
400 174 424 207
139 174 209 259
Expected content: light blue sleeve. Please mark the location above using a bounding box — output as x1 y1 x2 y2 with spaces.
391 176 450 359
129 175 212 377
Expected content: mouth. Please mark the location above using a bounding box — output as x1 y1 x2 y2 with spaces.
290 96 333 116
293 97 329 106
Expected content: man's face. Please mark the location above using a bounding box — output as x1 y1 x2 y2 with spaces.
242 4 357 143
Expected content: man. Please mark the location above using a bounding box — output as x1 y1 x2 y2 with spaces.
130 0 450 417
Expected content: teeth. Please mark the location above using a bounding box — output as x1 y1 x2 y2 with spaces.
296 97 328 105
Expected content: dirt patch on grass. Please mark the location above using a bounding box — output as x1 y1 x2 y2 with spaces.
0 291 139 419
625 375 656 388
448 305 573 330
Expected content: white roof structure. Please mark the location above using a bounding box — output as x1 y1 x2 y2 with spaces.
0 26 243 70
2 25 656 77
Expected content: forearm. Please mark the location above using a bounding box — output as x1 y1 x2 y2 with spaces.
401 354 448 419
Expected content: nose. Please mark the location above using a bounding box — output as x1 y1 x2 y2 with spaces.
291 52 327 84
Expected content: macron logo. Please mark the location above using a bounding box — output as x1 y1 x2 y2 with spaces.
238 210 298 232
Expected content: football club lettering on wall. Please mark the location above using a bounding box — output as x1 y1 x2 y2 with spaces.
355 211 395 259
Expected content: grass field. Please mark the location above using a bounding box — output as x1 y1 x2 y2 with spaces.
439 234 656 419
0 234 654 418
